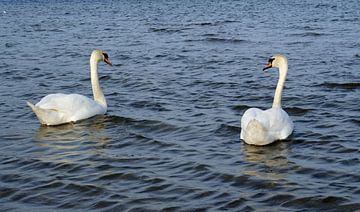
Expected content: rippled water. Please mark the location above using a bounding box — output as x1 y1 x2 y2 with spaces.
1 0 360 211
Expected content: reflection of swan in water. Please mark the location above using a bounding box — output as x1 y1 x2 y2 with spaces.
34 115 109 147
31 116 110 171
241 141 290 181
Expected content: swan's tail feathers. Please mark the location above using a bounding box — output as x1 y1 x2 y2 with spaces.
27 101 63 125
27 101 47 125
26 101 35 111
242 119 270 146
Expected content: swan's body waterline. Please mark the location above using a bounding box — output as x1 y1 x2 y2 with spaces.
240 54 293 145
27 50 112 126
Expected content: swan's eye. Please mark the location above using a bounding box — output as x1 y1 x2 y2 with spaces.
103 53 109 59
268 58 275 64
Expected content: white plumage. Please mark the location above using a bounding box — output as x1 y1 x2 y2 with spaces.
240 54 293 145
27 50 112 126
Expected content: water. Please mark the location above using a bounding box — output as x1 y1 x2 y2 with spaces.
1 0 359 211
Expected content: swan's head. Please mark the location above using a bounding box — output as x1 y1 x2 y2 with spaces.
91 50 112 66
263 54 287 71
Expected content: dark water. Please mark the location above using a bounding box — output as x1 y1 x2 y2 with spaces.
1 0 360 211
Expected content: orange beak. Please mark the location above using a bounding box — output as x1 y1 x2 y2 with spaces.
263 63 272 71
104 58 112 66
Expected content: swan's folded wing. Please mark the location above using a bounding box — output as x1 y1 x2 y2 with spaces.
36 93 106 120
36 93 71 110
27 101 67 125
70 95 107 120
265 108 294 139
241 108 270 130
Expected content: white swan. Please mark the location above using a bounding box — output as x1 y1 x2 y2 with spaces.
240 54 293 145
27 50 112 126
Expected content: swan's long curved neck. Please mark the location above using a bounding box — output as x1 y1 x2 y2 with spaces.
272 62 288 108
90 59 107 108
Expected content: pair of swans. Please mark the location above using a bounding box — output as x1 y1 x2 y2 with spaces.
27 50 293 146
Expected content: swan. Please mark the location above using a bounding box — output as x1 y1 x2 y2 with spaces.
27 49 112 126
240 54 293 145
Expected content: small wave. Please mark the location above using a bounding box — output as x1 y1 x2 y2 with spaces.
215 124 240 136
63 182 104 196
298 25 324 31
329 143 359 154
99 75 111 80
185 37 247 44
290 32 329 37
129 100 170 112
48 28 64 33
98 172 141 181
348 118 360 125
261 193 295 205
286 107 311 116
5 42 18 48
187 20 238 27
286 41 312 46
105 115 137 124
91 200 118 210
232 104 253 112
0 63 9 69
220 197 248 209
339 157 359 166
320 82 360 90
149 27 183 33
140 183 172 193
105 115 185 141
33 180 65 190
154 54 167 58
205 37 246 43
191 22 214 26
315 3 334 8
0 187 18 199
282 195 351 211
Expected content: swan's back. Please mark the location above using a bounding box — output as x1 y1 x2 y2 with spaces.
264 107 293 140
241 108 272 145
241 108 270 130
241 107 293 145
32 93 106 125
